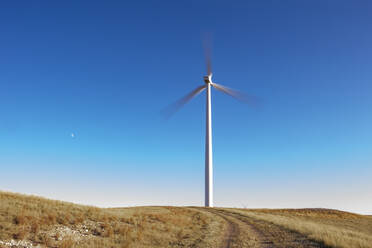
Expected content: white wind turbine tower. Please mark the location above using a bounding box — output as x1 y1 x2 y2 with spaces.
164 44 254 207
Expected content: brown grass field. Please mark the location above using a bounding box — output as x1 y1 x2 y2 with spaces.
1 191 371 248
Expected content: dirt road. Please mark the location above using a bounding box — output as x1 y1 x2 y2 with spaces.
196 208 328 248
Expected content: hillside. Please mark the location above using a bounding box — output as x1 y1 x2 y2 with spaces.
0 191 371 248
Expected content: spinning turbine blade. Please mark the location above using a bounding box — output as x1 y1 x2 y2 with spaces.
212 83 258 106
205 47 212 75
203 35 213 75
162 85 206 118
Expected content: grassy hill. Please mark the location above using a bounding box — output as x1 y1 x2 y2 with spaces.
0 191 223 248
1 191 371 248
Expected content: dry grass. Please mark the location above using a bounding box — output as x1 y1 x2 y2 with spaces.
229 208 372 248
2 191 371 248
0 191 214 248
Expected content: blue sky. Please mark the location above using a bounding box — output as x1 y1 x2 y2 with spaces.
1 1 372 213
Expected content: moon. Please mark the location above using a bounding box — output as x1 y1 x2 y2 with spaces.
71 133 75 138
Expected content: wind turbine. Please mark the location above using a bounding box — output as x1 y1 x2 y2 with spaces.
164 45 253 207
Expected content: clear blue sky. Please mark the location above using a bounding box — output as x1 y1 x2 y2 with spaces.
1 1 371 213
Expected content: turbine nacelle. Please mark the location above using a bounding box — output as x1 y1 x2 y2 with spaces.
204 73 213 84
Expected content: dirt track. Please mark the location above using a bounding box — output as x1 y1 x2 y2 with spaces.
196 208 328 248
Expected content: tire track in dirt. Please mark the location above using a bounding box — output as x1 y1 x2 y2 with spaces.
205 208 240 248
198 208 329 248
197 207 260 248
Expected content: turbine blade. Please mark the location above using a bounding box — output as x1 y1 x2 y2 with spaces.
203 34 213 75
162 85 206 119
211 83 258 106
